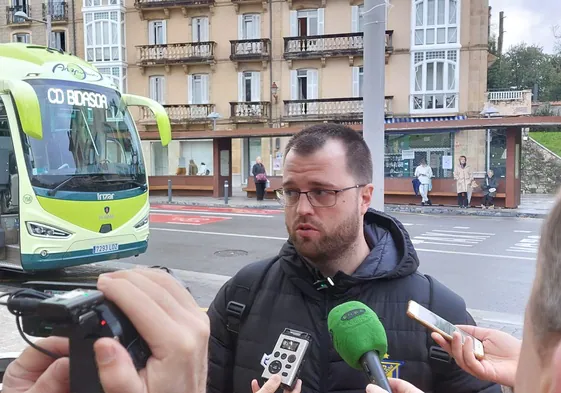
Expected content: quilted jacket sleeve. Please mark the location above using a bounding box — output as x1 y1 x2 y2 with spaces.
207 280 235 393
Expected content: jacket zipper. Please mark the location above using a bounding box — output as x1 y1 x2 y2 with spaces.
320 290 330 393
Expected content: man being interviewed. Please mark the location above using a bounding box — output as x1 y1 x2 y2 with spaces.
207 124 500 393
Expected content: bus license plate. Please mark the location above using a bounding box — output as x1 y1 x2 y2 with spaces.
93 243 119 254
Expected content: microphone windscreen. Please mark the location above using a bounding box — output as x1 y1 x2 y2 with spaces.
327 300 388 370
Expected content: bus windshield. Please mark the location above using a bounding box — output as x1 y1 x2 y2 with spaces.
20 79 146 194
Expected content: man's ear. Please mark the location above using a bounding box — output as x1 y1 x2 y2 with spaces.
360 184 374 214
548 341 561 393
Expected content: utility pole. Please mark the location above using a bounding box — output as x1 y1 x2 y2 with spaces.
498 11 504 58
362 0 386 211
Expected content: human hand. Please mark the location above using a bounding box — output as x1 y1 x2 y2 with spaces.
2 268 210 393
431 325 520 387
365 378 424 393
2 337 70 393
251 374 303 393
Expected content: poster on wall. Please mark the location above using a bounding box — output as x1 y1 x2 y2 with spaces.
442 155 453 170
402 150 415 160
273 158 281 171
220 150 229 176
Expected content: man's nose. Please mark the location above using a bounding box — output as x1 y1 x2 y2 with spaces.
296 193 314 215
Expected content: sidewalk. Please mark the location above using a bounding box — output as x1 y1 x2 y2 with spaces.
151 192 556 219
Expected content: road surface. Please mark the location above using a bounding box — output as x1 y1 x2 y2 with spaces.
0 205 539 352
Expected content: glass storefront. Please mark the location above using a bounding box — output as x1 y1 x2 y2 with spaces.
385 132 454 178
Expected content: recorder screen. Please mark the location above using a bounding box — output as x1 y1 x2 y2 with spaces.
280 339 300 352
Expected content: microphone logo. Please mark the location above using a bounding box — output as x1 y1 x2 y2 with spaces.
341 308 366 321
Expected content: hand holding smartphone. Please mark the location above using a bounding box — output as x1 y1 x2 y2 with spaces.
406 300 485 360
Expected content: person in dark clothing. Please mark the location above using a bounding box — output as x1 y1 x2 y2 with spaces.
252 156 267 201
207 124 501 393
481 169 499 209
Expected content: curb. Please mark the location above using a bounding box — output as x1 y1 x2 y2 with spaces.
151 200 547 218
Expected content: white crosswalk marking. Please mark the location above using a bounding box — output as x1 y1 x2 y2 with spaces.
412 229 494 248
507 235 540 254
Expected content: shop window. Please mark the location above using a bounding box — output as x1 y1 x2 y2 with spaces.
385 132 454 178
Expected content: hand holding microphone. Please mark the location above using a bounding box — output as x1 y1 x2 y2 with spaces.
327 301 394 393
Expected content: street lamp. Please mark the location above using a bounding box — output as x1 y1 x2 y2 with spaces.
14 10 51 48
207 112 221 131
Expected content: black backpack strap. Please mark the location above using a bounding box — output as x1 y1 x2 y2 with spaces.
425 274 466 366
226 258 277 337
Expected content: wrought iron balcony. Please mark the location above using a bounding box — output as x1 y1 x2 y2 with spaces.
43 2 68 22
230 39 271 62
230 101 270 122
6 5 31 25
141 104 216 123
283 31 394 64
283 97 394 121
134 0 214 9
136 42 216 68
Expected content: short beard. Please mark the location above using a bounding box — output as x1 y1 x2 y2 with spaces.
286 205 362 269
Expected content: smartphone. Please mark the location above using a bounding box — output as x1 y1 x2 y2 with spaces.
406 300 485 360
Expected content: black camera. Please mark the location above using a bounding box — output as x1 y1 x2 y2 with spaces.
1 266 187 393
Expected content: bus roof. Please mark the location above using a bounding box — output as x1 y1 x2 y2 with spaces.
0 43 118 90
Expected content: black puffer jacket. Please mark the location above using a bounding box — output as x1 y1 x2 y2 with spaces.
207 209 501 393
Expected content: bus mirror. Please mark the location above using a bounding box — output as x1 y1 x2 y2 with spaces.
121 94 171 147
0 79 42 140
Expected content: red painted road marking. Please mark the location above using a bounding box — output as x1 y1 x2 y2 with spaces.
150 213 231 226
151 204 283 215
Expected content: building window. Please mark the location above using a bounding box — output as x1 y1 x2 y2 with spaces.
85 11 125 62
351 5 364 33
411 49 459 113
192 17 209 42
98 66 126 92
12 33 30 43
84 0 123 7
50 30 66 51
238 14 260 39
238 71 260 102
148 20 166 45
352 66 363 97
152 142 168 176
149 75 165 104
413 0 459 47
289 9 324 36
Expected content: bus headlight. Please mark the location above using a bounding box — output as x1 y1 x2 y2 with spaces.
134 215 149 229
26 222 72 238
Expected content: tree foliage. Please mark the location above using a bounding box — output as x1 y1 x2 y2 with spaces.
488 41 561 102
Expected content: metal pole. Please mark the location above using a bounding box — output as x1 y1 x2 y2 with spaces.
46 13 52 48
362 0 387 211
167 179 172 203
224 180 229 204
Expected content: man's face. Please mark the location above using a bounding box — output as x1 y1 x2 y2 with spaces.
281 139 373 264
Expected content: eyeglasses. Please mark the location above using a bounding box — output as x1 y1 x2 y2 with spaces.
275 185 366 208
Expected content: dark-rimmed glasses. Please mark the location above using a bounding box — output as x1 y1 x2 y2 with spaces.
275 185 366 207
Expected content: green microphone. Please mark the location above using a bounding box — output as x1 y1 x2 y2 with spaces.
327 301 393 393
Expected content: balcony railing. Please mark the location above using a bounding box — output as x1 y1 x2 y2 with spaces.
43 2 68 22
137 42 215 66
283 97 393 120
134 0 213 8
230 39 271 61
141 104 215 123
283 31 393 60
230 102 270 121
486 90 528 102
6 5 31 25
411 93 458 113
